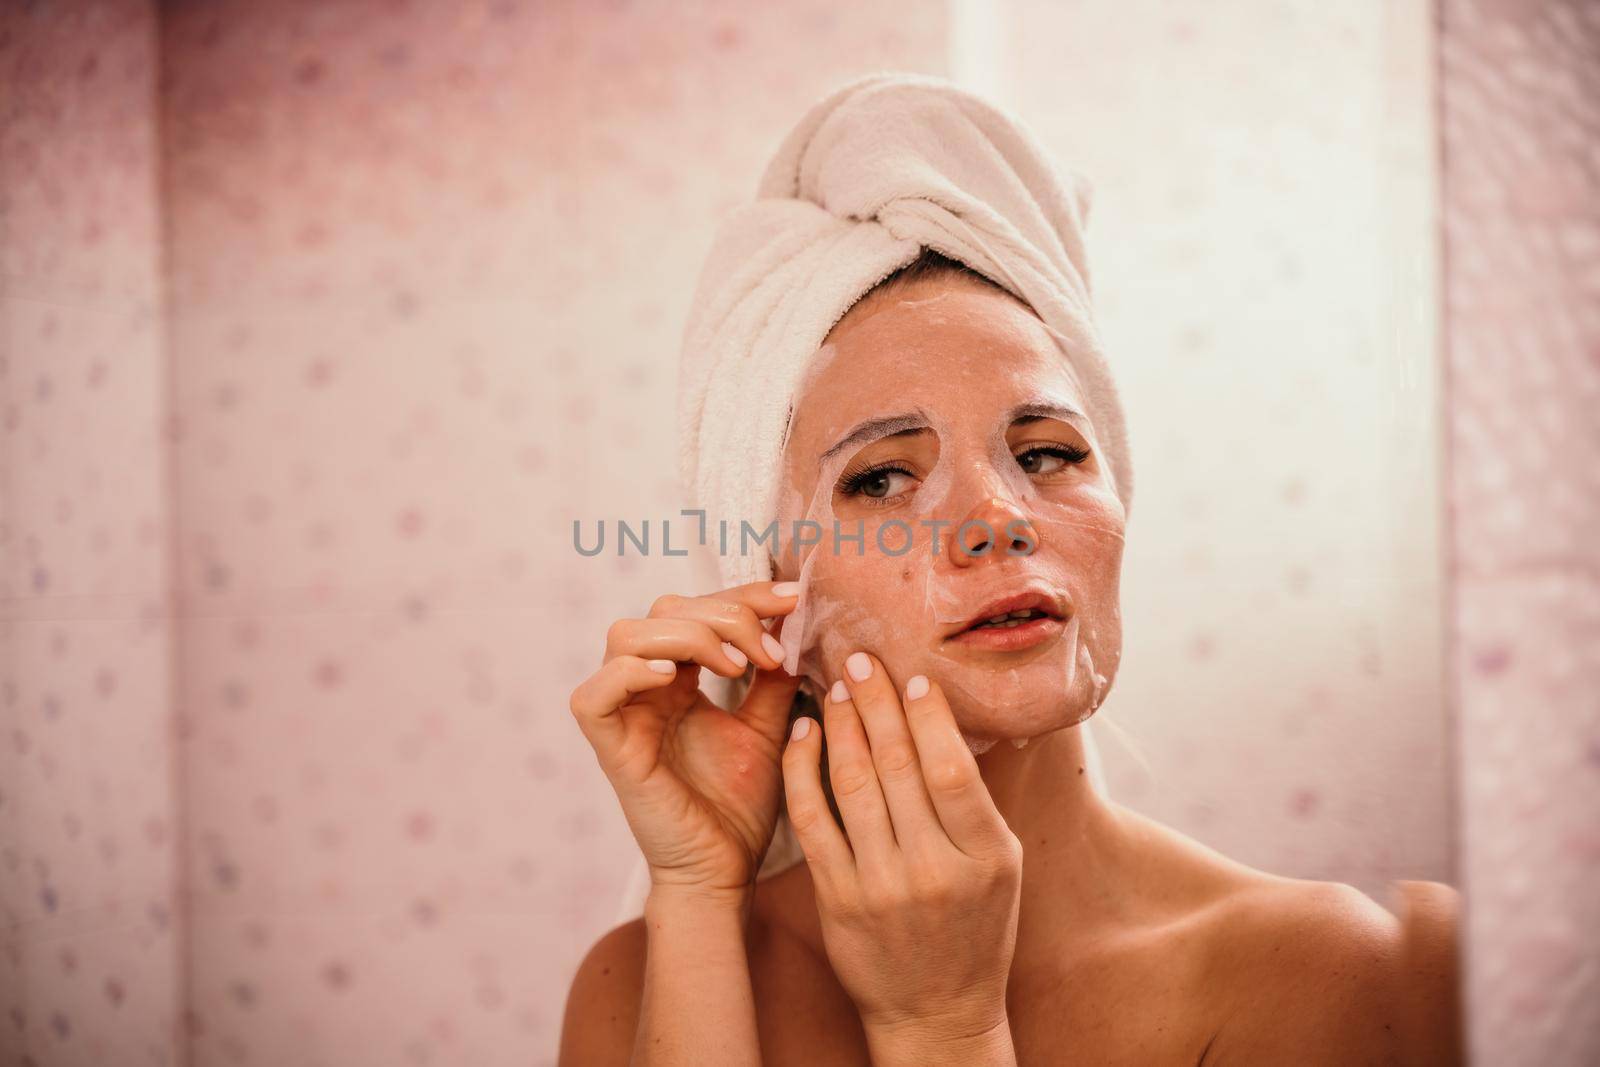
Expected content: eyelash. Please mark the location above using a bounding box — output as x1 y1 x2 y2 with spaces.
836 444 1091 500
1018 442 1091 471
837 462 914 499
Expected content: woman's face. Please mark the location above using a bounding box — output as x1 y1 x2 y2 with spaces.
773 272 1126 750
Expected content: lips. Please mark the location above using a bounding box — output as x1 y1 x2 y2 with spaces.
945 589 1068 639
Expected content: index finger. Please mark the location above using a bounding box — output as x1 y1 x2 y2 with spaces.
900 676 1012 857
709 579 803 620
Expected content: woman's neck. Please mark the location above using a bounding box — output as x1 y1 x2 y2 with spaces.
974 720 1151 968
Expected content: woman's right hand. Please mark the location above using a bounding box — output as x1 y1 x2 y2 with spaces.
569 581 804 899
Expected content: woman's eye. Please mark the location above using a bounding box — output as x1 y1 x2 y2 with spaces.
1015 444 1090 475
839 465 916 499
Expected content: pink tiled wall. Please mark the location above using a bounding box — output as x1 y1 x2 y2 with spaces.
1440 0 1600 1062
1 1 183 1064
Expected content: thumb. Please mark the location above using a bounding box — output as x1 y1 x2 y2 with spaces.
733 616 802 748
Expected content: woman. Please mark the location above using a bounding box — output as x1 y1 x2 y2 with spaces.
561 74 1461 1065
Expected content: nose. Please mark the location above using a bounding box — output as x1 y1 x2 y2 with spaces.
947 494 1038 568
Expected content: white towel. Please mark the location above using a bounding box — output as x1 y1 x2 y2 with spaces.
677 70 1133 593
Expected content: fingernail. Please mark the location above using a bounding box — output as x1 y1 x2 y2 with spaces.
647 659 676 674
830 679 850 704
791 716 811 741
761 633 785 663
772 581 801 597
905 674 929 701
721 641 748 669
846 652 872 682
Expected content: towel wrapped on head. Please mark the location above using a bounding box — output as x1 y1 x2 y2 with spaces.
677 70 1134 594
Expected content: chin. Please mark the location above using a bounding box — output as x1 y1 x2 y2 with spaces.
945 686 1102 752
958 708 1103 759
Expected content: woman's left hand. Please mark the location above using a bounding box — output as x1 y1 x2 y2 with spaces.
781 650 1022 1062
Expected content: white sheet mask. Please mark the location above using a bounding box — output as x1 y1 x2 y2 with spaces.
771 302 1126 755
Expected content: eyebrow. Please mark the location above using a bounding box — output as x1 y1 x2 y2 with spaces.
1008 400 1088 428
819 413 931 468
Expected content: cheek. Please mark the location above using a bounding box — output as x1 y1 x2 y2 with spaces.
1068 522 1123 612
1052 509 1126 686
1039 484 1124 589
1076 549 1124 681
805 548 928 665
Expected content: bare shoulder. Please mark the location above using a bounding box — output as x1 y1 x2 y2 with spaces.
1202 877 1463 1066
1387 879 1465 1065
558 916 648 1067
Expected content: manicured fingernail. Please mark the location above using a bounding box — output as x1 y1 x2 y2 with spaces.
761 633 785 663
846 652 872 682
647 659 676 674
905 674 929 701
721 641 748 669
791 716 811 740
772 581 801 597
830 679 850 704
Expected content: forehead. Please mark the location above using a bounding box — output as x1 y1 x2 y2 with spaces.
787 276 1088 451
